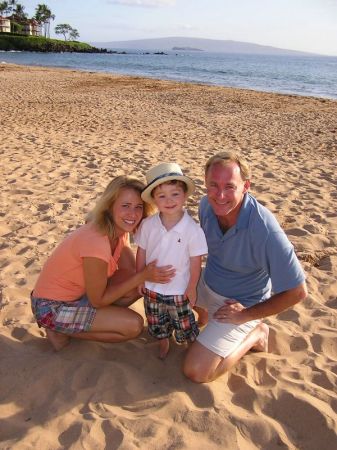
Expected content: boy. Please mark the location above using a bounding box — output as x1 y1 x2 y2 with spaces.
135 162 208 359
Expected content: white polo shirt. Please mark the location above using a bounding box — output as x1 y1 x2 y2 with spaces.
135 211 208 295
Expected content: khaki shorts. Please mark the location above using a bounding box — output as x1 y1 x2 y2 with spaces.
196 272 260 359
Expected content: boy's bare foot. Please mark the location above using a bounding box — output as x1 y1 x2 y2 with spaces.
158 338 170 360
46 329 70 351
251 323 269 352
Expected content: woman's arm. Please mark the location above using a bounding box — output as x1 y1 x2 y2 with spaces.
117 245 137 274
136 247 147 295
136 247 146 273
83 253 175 308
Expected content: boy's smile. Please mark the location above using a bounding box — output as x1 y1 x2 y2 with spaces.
152 183 188 222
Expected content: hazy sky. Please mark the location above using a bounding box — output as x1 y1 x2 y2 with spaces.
21 0 337 55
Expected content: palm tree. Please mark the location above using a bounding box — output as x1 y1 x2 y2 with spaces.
7 0 16 14
7 1 27 33
0 2 10 16
12 2 26 20
35 3 54 38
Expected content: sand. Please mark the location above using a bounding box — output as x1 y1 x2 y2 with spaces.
0 63 336 449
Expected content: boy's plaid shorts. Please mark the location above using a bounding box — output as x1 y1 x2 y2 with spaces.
143 289 199 343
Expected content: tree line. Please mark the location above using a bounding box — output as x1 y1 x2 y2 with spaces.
0 1 80 41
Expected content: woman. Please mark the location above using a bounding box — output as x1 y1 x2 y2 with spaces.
31 176 175 351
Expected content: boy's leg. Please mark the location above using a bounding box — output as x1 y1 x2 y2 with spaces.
169 295 200 345
143 289 171 359
158 338 170 360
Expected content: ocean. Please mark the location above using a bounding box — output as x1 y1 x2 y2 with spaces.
1 50 336 99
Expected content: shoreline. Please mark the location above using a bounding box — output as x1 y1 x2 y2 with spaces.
1 63 336 449
1 56 337 101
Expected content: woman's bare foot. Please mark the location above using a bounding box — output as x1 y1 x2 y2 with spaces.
46 329 70 351
158 338 170 360
251 323 269 352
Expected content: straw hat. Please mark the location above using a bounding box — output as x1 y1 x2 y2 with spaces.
141 162 195 204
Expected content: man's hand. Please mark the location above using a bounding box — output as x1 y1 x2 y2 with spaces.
213 299 248 325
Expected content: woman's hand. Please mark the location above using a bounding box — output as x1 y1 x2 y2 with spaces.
143 260 175 284
213 299 248 325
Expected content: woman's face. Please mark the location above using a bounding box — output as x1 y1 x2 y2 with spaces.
111 188 144 236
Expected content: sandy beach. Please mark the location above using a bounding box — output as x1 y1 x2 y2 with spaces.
0 63 336 449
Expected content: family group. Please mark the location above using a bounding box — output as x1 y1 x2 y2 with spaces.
31 151 307 383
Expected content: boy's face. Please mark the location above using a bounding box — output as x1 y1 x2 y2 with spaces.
152 183 188 217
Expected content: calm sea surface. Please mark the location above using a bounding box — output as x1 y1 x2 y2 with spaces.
1 50 337 99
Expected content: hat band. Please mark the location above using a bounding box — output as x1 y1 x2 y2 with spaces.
143 172 184 192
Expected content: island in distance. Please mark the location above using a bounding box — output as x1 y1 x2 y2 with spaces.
91 36 316 56
172 46 203 51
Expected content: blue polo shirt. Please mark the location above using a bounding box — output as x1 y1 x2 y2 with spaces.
199 193 305 307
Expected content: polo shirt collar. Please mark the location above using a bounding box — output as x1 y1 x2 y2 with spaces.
236 193 252 230
156 210 189 233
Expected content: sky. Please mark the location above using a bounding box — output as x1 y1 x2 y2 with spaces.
19 0 337 55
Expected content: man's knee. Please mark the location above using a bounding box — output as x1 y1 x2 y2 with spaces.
183 356 223 384
183 363 209 383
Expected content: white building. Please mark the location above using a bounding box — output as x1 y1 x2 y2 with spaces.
0 16 11 33
0 16 41 36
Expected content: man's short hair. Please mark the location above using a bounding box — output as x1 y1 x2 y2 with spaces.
205 151 251 181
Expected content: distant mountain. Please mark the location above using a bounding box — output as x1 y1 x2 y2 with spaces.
91 36 316 56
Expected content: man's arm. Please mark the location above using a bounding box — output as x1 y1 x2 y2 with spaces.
214 282 307 325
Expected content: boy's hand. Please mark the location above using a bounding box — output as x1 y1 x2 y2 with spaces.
138 284 145 296
185 286 197 307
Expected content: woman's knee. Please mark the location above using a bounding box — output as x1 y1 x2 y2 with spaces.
129 313 144 338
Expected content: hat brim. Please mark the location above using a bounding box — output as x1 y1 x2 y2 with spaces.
141 175 195 204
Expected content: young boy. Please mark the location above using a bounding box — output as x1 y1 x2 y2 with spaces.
135 162 208 359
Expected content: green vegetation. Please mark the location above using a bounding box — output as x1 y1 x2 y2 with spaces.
34 3 55 38
0 2 105 52
0 33 100 52
55 23 79 42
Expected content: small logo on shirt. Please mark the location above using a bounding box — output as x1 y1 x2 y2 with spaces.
178 238 181 243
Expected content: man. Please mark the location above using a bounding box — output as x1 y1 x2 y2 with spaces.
183 151 307 383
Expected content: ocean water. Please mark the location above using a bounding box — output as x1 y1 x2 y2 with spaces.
1 50 336 99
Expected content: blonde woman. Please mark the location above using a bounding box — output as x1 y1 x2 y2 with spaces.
31 176 175 351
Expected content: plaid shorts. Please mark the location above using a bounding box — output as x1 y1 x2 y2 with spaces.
31 294 96 334
143 289 199 343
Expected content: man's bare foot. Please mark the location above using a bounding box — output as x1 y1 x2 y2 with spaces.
158 338 170 360
251 323 269 352
46 329 70 351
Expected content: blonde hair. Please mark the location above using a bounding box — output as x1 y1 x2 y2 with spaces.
205 151 251 181
87 176 153 240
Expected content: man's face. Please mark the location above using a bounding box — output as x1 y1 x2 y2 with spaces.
205 162 250 221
